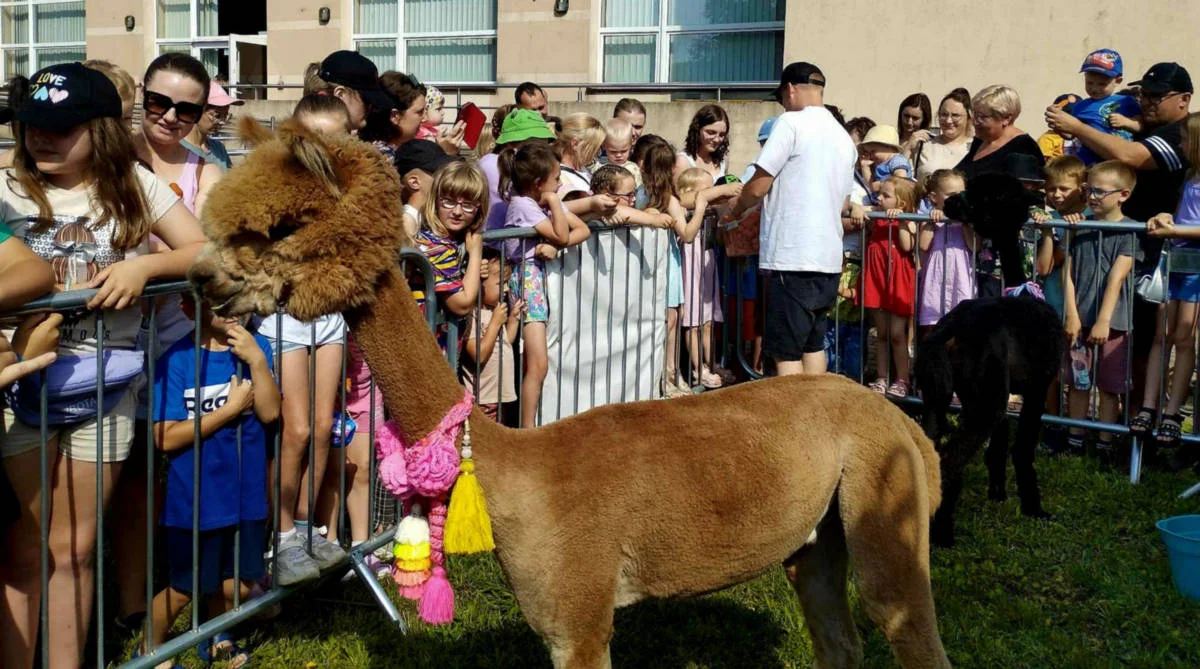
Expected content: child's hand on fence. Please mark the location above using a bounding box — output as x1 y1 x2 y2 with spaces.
465 230 483 257
885 208 903 218
1147 213 1176 238
228 324 266 367
87 259 150 310
1064 313 1081 341
12 312 62 361
225 375 255 415
507 299 525 328
489 303 509 332
0 332 55 389
590 194 618 218
1088 320 1110 345
655 212 674 229
1063 212 1085 225
929 208 946 223
1031 210 1049 224
846 202 867 229
535 243 558 261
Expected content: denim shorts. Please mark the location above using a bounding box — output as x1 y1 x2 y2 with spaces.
1168 273 1200 303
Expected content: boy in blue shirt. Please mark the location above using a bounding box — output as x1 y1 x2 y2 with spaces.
1072 49 1143 165
148 298 281 663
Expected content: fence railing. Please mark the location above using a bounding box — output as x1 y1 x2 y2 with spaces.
1 215 1195 668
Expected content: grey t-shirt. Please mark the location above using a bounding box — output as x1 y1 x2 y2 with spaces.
1069 218 1141 331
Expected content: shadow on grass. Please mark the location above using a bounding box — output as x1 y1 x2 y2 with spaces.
262 586 787 669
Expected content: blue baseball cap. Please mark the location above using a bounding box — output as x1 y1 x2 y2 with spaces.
757 117 777 142
1080 49 1123 78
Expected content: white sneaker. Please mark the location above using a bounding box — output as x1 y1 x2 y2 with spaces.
305 532 347 571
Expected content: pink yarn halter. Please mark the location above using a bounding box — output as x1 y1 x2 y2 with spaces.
377 390 473 500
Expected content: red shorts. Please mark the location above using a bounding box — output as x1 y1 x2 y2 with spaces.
724 295 763 343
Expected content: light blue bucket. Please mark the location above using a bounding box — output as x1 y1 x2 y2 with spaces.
1157 515 1200 601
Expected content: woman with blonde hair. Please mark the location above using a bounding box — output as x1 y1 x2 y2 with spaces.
555 112 606 197
955 84 1044 179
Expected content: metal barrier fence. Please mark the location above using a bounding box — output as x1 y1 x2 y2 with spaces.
1 213 1195 668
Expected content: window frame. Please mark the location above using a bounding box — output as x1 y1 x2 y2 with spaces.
351 0 498 85
0 0 86 78
153 0 226 64
599 0 785 84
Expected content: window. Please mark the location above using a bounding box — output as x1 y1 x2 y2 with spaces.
0 0 85 79
601 0 784 84
353 0 496 84
155 0 225 78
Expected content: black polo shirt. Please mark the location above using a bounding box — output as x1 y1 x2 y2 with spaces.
1125 118 1190 272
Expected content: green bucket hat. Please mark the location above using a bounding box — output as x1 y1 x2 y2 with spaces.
496 109 556 145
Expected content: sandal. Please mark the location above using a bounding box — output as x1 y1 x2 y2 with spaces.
199 632 251 667
868 379 888 394
886 379 910 399
1156 413 1183 448
1128 407 1157 438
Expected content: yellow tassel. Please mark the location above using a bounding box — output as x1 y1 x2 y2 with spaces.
393 542 431 561
445 457 495 554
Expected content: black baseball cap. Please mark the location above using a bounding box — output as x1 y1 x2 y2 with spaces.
1131 62 1193 95
16 62 122 133
393 140 460 176
772 62 825 101
318 50 394 112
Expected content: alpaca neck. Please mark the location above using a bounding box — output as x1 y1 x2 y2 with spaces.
995 236 1029 288
344 266 467 439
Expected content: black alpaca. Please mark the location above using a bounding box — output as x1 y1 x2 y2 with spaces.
915 173 1065 547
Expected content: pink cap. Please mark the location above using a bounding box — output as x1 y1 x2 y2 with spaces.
207 83 244 107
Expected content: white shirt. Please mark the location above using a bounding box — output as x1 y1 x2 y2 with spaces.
752 106 855 274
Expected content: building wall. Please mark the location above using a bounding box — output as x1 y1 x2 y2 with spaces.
784 0 1200 128
59 0 1200 144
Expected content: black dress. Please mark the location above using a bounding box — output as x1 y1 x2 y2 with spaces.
955 134 1045 180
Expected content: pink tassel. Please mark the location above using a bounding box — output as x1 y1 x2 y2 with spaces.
418 566 454 624
419 499 454 625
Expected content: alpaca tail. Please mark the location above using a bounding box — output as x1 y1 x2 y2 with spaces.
914 307 966 441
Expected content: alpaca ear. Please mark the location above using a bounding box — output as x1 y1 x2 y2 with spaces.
277 118 341 198
943 192 969 223
238 116 275 147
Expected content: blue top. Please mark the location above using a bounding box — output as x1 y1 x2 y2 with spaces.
181 137 232 172
1172 177 1200 250
874 153 913 182
1070 95 1141 165
153 335 273 531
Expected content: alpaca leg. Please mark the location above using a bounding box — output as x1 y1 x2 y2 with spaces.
932 382 1006 547
783 508 862 669
984 416 1009 502
840 454 949 667
541 599 615 669
1013 392 1049 518
512 560 617 669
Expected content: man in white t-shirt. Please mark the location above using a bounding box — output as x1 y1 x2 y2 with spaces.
728 62 862 376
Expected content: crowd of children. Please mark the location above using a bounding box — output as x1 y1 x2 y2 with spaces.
0 43 1197 668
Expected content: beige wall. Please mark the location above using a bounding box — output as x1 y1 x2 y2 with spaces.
497 0 593 98
784 0 1200 132
83 0 152 80
265 0 347 100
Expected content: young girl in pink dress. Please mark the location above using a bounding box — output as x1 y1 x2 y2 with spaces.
917 169 976 335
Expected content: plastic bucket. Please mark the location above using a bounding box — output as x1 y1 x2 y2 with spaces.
1157 515 1200 601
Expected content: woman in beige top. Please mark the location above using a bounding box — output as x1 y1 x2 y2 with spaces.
914 88 974 184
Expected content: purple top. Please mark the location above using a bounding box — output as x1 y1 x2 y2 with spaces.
504 195 551 263
478 153 507 235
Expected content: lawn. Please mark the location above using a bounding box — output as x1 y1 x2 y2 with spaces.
136 455 1200 668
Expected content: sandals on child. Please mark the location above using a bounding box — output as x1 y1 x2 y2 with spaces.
200 632 252 668
886 379 910 399
868 379 888 394
1156 413 1183 448
1129 407 1157 438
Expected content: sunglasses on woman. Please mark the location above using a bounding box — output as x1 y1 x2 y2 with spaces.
142 91 205 125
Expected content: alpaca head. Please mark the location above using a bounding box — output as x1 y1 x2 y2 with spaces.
943 172 1042 241
188 118 405 320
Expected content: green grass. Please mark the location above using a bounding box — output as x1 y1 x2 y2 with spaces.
139 457 1200 669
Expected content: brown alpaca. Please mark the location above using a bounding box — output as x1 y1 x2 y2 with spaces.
189 119 951 669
